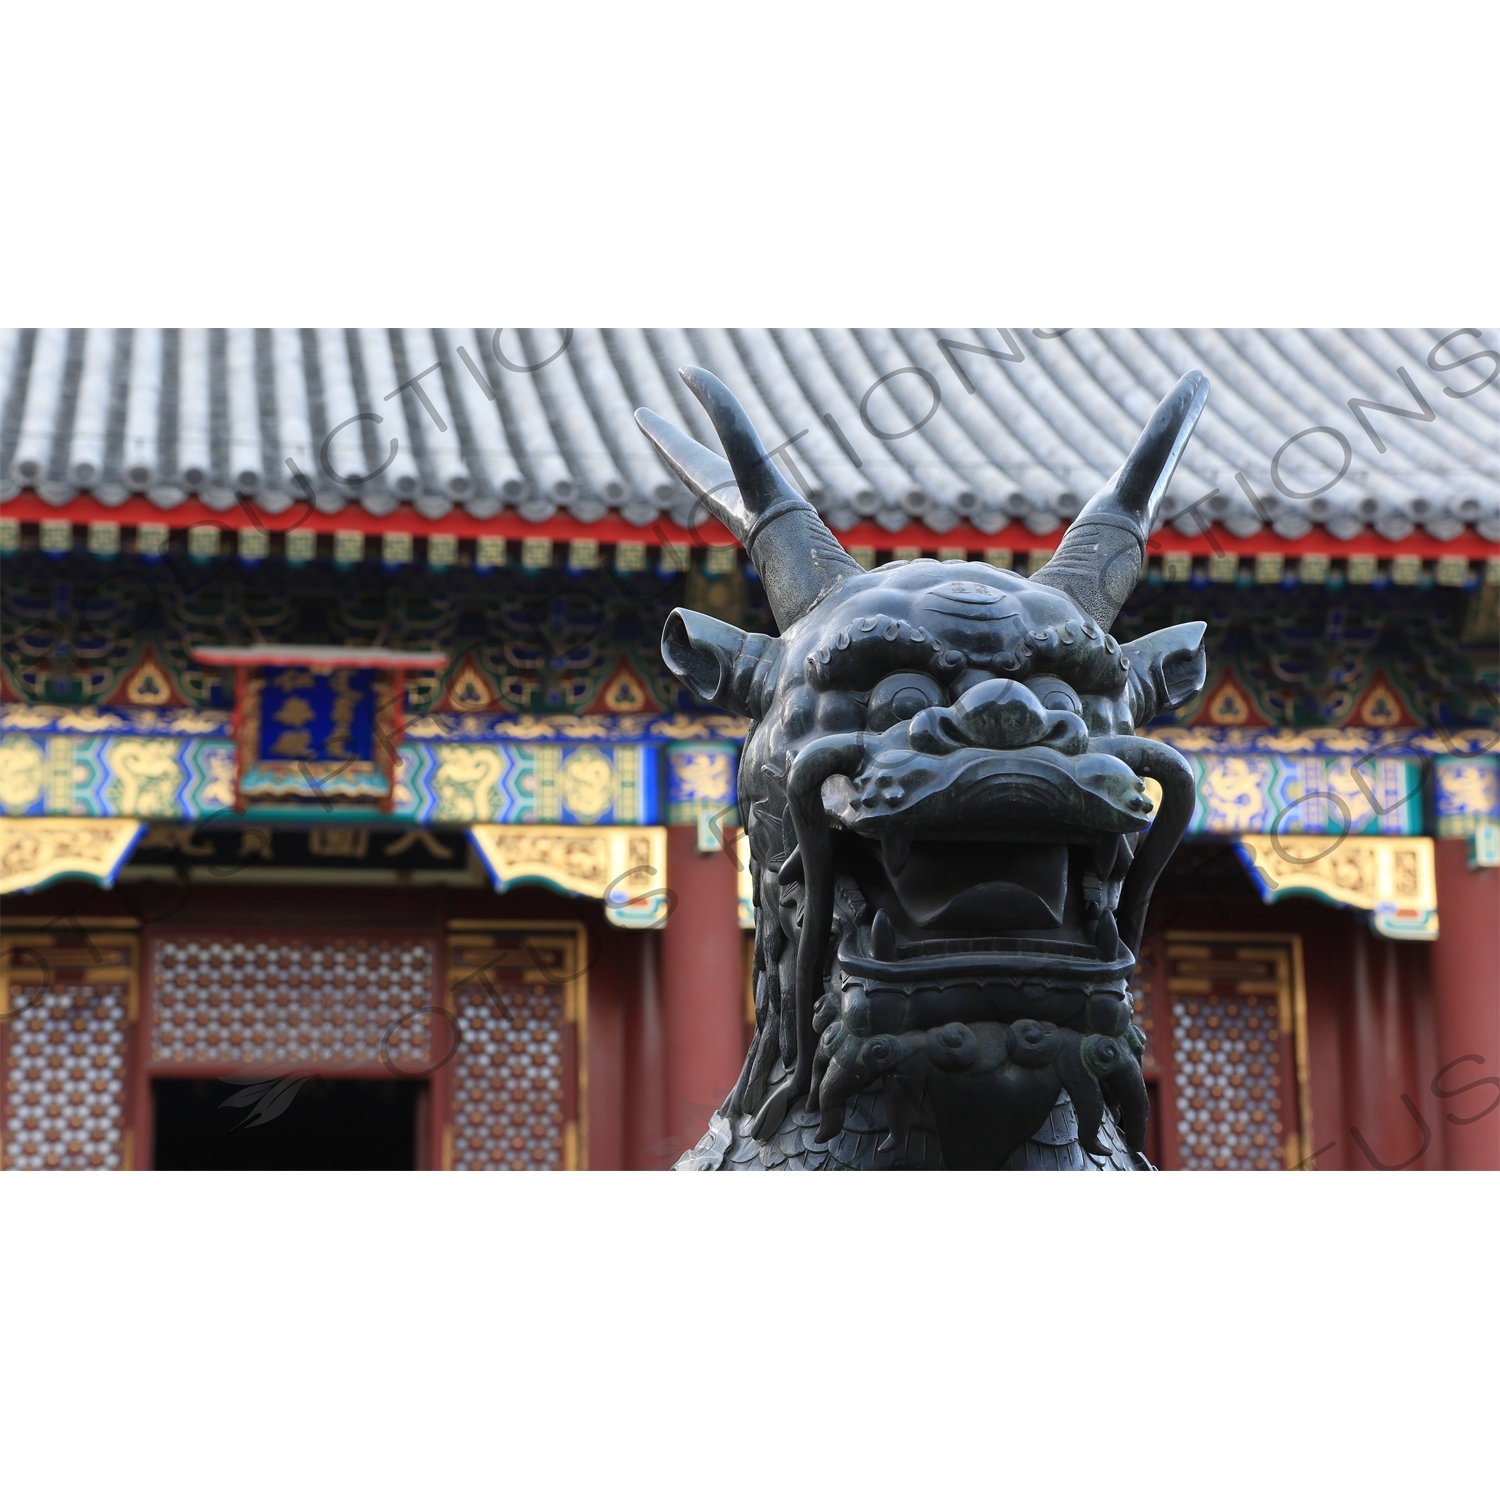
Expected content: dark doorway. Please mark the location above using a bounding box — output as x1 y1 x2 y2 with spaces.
152 1077 423 1170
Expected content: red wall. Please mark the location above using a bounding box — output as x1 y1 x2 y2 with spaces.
1149 848 1498 1171
3 849 750 1171
657 826 748 1162
7 833 1489 1170
1428 840 1500 1170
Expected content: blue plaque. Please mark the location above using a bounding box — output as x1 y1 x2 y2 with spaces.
258 667 376 763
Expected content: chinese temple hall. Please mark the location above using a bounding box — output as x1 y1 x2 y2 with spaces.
1 327 1496 1172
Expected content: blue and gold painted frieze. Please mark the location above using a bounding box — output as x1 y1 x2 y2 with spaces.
1151 725 1497 757
8 704 1489 758
0 730 236 819
4 705 1494 840
665 742 738 824
0 729 658 827
399 741 656 826
1184 754 1422 836
665 740 741 851
0 705 232 736
0 704 749 743
400 711 749 744
1433 755 1500 837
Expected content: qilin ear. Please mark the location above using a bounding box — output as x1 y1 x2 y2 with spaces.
1121 620 1208 723
662 608 782 719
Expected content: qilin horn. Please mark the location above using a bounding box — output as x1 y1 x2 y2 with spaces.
1032 370 1209 629
634 366 863 630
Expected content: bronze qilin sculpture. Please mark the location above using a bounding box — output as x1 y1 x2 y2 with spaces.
640 365 1211 1170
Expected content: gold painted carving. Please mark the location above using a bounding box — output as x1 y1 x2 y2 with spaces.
46 736 76 812
0 705 230 733
674 749 733 804
432 745 507 822
1236 835 1438 941
596 661 653 712
104 737 184 818
1198 756 1271 830
0 818 144 895
1204 679 1254 724
123 651 173 705
447 660 497 710
384 827 455 859
559 745 615 822
401 711 750 742
469 824 668 929
735 828 755 930
533 746 562 820
0 733 47 813
201 747 237 809
1435 758 1496 818
138 825 216 856
308 827 371 857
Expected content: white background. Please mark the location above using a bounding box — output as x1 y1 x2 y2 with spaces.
2 2 1497 1495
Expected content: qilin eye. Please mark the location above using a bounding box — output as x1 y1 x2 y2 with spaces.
865 672 947 732
1024 674 1083 715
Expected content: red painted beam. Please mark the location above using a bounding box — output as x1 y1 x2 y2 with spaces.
0 490 737 546
3 490 1495 558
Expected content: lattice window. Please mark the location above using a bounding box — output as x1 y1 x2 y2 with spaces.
1165 939 1306 1171
446 926 583 1171
3 930 138 1172
150 936 435 1068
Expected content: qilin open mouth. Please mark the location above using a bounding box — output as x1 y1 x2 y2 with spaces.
640 359 1213 1170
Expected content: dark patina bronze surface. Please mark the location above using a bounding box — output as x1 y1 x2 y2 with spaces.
643 365 1212 1170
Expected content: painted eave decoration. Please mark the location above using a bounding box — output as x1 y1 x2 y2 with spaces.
1235 835 1439 940
467 824 669 929
0 817 144 895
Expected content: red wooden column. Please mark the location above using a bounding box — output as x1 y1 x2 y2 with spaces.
1428 840 1500 1169
658 825 745 1164
624 929 669 1170
1342 925 1438 1170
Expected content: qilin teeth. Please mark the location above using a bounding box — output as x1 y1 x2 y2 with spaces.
1094 908 1119 960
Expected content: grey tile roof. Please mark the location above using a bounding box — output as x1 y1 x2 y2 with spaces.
1 329 1495 541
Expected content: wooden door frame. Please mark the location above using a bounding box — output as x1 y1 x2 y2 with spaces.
1162 930 1314 1169
1 918 142 1171
138 925 447 1169
446 920 590 1170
